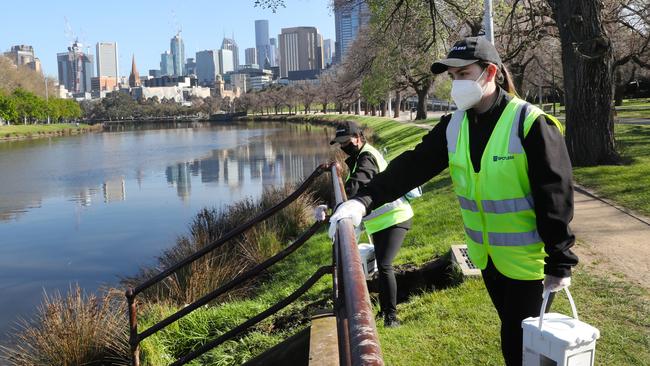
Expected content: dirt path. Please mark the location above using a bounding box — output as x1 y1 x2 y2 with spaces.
571 187 650 291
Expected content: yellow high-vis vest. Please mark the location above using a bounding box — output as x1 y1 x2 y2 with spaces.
347 143 414 235
446 97 564 280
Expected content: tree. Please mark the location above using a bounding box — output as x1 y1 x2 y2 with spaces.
546 0 619 165
11 88 47 124
0 94 18 123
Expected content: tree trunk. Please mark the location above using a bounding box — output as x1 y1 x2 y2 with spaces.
380 101 386 117
547 0 618 165
394 90 401 118
415 87 428 120
322 102 327 114
371 105 376 116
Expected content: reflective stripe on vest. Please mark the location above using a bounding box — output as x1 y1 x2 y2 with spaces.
446 97 558 280
458 195 534 213
347 143 413 235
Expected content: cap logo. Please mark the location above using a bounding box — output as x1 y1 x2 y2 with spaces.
336 128 347 133
451 45 467 51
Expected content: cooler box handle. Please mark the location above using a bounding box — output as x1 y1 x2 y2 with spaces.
538 287 578 330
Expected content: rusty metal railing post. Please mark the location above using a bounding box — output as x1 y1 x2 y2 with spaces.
126 288 140 366
330 163 384 366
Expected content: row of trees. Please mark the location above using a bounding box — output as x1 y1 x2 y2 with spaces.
0 56 81 124
251 0 649 166
0 88 82 124
79 92 235 121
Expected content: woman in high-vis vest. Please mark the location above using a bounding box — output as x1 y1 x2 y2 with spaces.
319 121 414 327
329 36 578 366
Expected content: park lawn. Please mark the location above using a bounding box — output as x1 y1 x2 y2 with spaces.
0 123 90 138
573 124 650 216
140 114 649 365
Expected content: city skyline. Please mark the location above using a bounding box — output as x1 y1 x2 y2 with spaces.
0 0 334 78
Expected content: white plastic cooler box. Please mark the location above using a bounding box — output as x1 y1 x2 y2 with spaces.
521 288 600 366
357 243 377 279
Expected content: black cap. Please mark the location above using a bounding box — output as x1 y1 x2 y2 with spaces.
430 36 502 74
330 121 362 145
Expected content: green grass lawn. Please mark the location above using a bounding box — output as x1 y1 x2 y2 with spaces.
573 124 650 216
0 123 91 139
141 114 649 365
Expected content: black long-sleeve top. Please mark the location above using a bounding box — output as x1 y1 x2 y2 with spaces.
354 88 578 277
345 144 412 230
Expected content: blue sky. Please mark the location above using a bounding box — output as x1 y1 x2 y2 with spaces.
1 0 334 78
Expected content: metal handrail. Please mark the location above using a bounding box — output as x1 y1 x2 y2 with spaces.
330 163 384 366
171 266 333 366
129 163 328 297
125 162 384 366
138 221 324 342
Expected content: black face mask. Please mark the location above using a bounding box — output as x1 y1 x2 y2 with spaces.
341 143 360 156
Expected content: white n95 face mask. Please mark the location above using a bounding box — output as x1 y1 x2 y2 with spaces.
451 69 486 111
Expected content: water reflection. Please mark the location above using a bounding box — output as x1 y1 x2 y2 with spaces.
0 122 333 339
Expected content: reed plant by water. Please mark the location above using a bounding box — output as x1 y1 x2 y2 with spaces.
122 182 320 306
0 285 130 365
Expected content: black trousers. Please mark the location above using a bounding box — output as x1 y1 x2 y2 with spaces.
371 224 409 316
482 257 554 366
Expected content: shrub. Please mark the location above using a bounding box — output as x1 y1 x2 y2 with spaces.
0 285 129 365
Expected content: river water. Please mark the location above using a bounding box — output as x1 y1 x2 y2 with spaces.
0 121 333 339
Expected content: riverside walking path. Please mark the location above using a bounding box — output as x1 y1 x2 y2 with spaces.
314 110 650 292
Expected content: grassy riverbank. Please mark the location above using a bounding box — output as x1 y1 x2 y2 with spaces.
0 123 99 141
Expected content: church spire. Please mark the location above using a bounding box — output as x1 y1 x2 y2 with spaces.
129 54 141 87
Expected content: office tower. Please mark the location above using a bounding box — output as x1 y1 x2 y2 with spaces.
245 47 257 66
323 39 333 66
195 50 219 86
269 37 278 67
96 42 118 79
129 55 141 87
334 0 370 64
160 51 173 76
94 42 119 91
4 45 41 72
221 37 239 71
57 40 94 93
170 32 185 76
255 20 271 68
185 58 196 75
278 27 323 78
149 69 162 78
218 49 234 74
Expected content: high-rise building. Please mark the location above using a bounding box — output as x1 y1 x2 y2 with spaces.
255 20 271 68
195 50 219 86
218 49 234 74
244 47 257 66
160 51 173 76
170 32 185 76
323 39 333 67
57 40 94 93
129 55 141 87
269 38 278 67
334 0 370 64
96 42 118 78
185 58 196 75
221 37 239 71
278 26 323 78
4 45 41 73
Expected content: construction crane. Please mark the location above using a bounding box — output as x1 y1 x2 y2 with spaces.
64 17 85 93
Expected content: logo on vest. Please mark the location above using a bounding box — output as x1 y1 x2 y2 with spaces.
493 155 514 162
